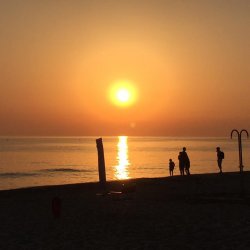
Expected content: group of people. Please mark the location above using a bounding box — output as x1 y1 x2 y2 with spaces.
168 146 224 176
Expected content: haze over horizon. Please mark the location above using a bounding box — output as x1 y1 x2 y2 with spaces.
1 0 249 136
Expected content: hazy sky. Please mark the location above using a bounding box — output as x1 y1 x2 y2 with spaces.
0 0 249 136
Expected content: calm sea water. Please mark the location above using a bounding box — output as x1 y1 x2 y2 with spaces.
0 136 249 190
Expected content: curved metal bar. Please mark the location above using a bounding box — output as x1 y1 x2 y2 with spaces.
231 129 240 138
240 129 249 138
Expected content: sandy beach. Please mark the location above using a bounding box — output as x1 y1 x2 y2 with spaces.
1 172 250 250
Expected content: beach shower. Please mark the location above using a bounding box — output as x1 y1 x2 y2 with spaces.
231 129 249 172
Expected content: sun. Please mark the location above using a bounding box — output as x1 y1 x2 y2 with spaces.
116 88 130 103
109 80 137 107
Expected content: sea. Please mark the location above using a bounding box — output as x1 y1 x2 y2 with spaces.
0 136 249 190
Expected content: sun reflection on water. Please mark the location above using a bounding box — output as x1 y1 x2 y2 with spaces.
114 136 130 179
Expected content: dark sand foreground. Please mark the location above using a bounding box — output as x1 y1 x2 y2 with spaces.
1 172 250 250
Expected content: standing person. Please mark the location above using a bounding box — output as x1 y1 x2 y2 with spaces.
216 147 224 173
182 147 190 175
178 152 185 175
169 159 175 176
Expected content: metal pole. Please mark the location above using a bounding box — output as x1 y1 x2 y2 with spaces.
239 134 243 172
231 129 241 171
231 129 249 195
239 130 249 172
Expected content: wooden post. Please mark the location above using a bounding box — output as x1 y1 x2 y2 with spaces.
96 138 106 188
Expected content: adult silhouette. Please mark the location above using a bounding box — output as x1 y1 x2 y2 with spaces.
182 147 190 175
178 152 185 175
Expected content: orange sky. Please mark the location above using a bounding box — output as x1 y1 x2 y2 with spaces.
0 0 249 136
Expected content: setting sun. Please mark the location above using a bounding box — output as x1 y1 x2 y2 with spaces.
109 81 137 107
116 89 130 103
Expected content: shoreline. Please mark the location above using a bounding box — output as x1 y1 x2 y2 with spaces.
1 171 249 194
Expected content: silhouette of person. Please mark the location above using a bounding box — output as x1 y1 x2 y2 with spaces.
182 147 190 175
216 147 224 173
178 152 185 176
169 159 175 176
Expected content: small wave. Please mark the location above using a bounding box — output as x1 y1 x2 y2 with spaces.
41 168 93 173
50 164 84 167
0 172 38 178
31 161 50 165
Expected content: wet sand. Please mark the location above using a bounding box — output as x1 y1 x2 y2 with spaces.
1 172 250 249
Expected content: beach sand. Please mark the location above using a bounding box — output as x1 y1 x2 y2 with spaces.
1 172 250 250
